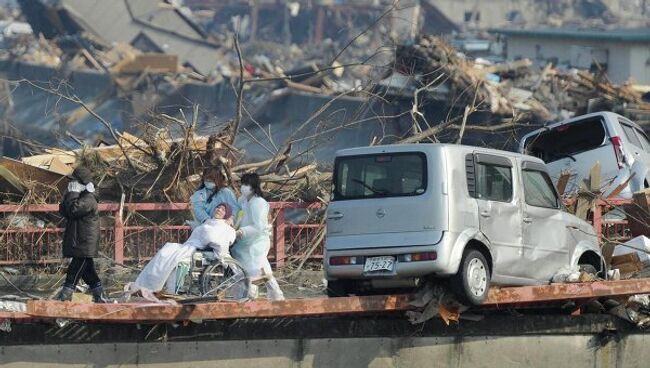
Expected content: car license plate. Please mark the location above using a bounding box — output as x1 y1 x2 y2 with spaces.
363 256 395 273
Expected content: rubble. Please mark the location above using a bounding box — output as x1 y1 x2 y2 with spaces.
0 120 330 205
613 236 650 264
394 35 650 125
406 282 467 325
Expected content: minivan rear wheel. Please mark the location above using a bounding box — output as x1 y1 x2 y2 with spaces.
451 249 490 306
326 280 350 297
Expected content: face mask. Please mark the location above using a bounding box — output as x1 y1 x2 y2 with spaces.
204 181 216 190
240 184 253 197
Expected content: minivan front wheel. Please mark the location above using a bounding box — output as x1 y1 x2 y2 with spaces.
451 249 490 306
579 264 598 277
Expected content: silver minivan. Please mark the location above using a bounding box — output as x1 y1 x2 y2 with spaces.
325 143 604 305
520 111 650 198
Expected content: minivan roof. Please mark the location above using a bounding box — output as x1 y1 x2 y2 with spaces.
335 143 545 165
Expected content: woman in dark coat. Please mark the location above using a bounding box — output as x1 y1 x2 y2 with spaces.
55 166 107 302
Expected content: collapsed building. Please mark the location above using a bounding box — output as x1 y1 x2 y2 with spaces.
18 0 224 75
0 0 648 209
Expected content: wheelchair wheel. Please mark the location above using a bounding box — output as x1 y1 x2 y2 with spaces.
199 257 250 301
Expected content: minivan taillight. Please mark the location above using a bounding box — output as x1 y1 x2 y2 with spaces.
329 256 362 266
611 136 625 169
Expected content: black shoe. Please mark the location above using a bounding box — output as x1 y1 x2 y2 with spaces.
90 286 110 303
54 286 74 301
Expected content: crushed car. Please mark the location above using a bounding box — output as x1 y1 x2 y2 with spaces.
520 111 650 198
324 143 605 305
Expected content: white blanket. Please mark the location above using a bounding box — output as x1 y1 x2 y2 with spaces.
132 219 236 293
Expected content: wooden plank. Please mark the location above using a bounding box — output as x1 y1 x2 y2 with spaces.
611 253 645 274
48 157 73 175
286 81 323 94
80 48 103 70
0 165 25 194
589 161 601 193
113 54 179 74
575 196 592 221
611 253 643 267
556 171 571 196
607 172 636 199
627 190 650 237
0 157 67 193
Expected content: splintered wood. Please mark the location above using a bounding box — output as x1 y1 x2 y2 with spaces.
556 171 571 196
626 189 650 238
3 117 330 204
611 253 645 275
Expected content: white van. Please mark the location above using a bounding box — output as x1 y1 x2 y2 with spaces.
520 111 650 198
325 143 604 305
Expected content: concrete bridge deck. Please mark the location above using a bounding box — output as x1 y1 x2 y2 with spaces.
0 314 648 367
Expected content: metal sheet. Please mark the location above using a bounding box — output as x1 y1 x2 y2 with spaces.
0 312 33 321
26 295 415 322
15 279 650 323
484 278 650 306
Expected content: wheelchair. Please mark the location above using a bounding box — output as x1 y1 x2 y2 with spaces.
174 245 250 301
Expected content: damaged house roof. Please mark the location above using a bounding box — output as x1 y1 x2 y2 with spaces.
18 0 224 75
490 27 650 43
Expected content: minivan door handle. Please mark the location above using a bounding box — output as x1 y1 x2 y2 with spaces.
328 212 344 220
523 217 533 223
480 211 491 218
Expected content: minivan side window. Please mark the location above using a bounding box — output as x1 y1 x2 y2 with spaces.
476 163 513 202
522 170 559 208
620 122 643 148
634 127 650 152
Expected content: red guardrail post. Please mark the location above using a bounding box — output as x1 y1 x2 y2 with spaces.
274 207 286 269
114 201 125 264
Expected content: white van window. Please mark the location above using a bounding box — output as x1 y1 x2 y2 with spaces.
476 163 512 202
333 153 426 200
634 127 650 152
523 170 559 208
524 118 606 162
621 122 643 148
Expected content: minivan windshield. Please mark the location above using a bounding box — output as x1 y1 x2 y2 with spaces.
333 152 426 200
524 118 606 162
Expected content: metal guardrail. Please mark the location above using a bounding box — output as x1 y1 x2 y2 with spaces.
0 202 323 267
583 198 633 242
0 198 633 267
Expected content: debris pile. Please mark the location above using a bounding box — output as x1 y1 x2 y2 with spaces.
394 35 650 125
0 117 331 205
4 33 62 66
396 35 516 116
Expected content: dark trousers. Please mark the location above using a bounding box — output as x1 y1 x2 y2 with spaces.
64 257 101 289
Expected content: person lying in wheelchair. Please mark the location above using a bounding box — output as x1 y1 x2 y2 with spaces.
130 203 249 300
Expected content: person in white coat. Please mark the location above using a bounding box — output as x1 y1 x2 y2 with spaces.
231 173 285 301
132 203 237 294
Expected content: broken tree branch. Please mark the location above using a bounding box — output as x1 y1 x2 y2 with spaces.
231 33 245 146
